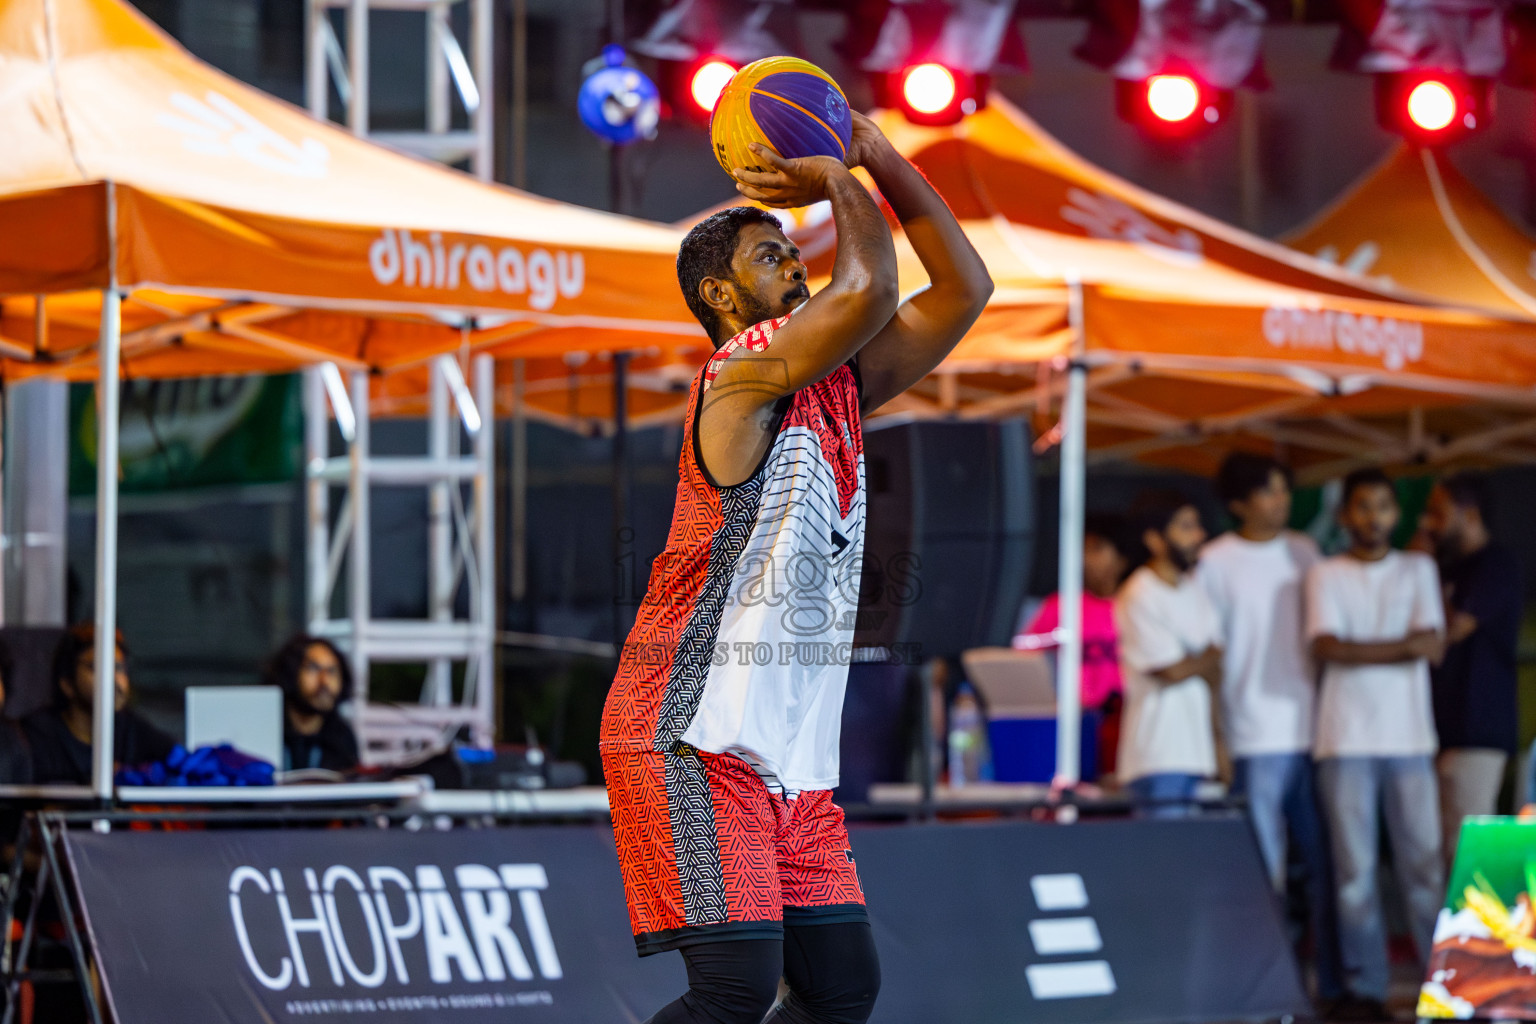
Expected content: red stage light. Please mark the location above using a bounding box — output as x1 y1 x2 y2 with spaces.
1406 79 1457 131
878 63 982 126
1374 72 1489 144
1146 75 1200 123
1114 74 1230 138
902 64 958 116
690 60 736 114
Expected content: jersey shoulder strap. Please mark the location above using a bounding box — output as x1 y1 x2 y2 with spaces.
702 314 792 392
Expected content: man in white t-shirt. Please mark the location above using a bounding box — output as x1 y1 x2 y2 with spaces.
1197 453 1341 1004
1116 490 1221 817
1307 468 1445 1020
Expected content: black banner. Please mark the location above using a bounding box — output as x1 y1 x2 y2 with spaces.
851 816 1310 1024
65 815 1306 1023
65 825 684 1023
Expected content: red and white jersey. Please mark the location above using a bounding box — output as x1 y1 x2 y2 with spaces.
600 314 865 793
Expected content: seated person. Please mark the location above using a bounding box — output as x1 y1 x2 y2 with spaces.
23 623 177 785
265 635 359 772
0 636 32 785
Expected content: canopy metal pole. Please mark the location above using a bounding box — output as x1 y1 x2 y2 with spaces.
304 368 330 628
427 358 451 705
473 354 496 746
1054 279 1087 785
91 288 122 801
348 369 372 720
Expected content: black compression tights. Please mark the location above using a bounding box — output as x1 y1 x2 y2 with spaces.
643 922 881 1024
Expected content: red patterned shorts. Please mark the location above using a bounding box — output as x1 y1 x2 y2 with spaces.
601 745 867 956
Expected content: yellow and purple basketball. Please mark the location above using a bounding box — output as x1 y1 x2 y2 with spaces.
710 56 852 181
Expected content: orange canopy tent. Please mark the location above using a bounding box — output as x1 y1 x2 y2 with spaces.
1275 146 1536 471
1286 146 1536 321
0 0 707 792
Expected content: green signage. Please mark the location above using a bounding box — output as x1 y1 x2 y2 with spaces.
70 374 301 495
1418 816 1536 1019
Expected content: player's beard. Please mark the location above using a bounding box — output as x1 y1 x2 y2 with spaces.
735 286 778 328
737 281 807 327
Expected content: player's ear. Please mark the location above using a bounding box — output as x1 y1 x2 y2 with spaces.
698 276 737 317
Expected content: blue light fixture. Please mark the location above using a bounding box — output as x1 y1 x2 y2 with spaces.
578 45 661 145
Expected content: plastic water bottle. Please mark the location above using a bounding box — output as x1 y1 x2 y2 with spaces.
947 684 990 786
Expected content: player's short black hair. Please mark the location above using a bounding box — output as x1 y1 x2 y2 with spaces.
1216 452 1292 507
1340 467 1395 506
1129 489 1196 541
677 206 784 346
1438 472 1490 517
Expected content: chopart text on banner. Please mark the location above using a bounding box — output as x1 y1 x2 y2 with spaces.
1262 305 1426 371
368 230 585 310
65 825 686 1022
228 862 563 992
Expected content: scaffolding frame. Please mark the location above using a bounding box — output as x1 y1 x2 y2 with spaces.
302 1 497 763
304 355 496 765
306 0 495 179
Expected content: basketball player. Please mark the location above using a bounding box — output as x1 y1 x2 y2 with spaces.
600 111 992 1024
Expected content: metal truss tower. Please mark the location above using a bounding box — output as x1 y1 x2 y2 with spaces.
304 357 496 765
305 0 495 178
302 2 499 764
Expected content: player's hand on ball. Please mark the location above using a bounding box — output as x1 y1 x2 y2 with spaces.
733 144 846 209
843 111 886 170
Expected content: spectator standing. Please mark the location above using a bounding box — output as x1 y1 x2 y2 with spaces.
1116 491 1221 816
1307 469 1444 1020
1198 453 1341 1004
1421 474 1520 866
22 624 176 785
1016 514 1132 774
265 634 360 773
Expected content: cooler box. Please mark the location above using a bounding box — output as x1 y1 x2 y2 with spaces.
987 711 1100 783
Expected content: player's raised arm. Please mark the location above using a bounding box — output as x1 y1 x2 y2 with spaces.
692 148 897 487
721 146 898 398
844 112 993 414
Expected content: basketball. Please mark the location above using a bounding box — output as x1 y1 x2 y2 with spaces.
710 56 853 182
